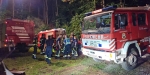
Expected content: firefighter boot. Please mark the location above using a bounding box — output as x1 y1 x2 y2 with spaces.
63 55 67 59
32 54 37 59
67 55 71 60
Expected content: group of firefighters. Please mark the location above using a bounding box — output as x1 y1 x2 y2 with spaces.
32 32 81 64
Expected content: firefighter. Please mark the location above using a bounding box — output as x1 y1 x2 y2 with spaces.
43 35 54 64
63 35 71 59
32 35 38 59
8 38 15 52
72 35 78 57
70 32 74 54
55 34 62 59
40 34 46 55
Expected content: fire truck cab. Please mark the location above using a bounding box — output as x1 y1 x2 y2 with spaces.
81 5 150 70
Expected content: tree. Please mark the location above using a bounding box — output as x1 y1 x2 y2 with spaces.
43 0 48 25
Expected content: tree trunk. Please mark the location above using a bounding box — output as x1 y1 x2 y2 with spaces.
43 0 48 25
0 0 3 10
12 0 14 18
120 0 124 7
45 0 48 25
56 0 58 16
0 0 2 7
101 0 105 8
29 0 31 14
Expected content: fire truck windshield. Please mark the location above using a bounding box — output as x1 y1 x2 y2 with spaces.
82 12 112 34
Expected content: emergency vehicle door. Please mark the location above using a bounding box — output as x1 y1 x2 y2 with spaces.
137 13 149 40
128 13 139 40
129 13 149 41
114 13 130 44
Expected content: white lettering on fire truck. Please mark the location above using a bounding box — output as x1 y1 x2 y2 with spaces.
139 27 148 30
12 30 26 33
11 26 27 33
140 37 149 42
83 35 108 39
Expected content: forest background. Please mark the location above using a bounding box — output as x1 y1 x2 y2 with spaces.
0 0 149 38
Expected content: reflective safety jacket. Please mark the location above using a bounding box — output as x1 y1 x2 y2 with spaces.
64 38 71 45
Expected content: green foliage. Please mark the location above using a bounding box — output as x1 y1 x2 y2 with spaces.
27 16 49 34
69 14 83 38
58 0 95 38
0 9 12 22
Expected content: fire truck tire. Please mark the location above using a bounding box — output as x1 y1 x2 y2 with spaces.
93 58 101 62
121 45 139 71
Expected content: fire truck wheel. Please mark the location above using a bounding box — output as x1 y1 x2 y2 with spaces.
93 58 101 62
121 45 139 71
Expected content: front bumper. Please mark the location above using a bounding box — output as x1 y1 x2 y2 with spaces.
81 47 125 64
82 48 116 61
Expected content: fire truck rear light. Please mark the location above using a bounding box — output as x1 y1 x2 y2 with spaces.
5 40 7 42
5 21 7 24
4 44 7 47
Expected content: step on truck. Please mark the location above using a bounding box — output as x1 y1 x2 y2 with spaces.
81 5 150 70
0 19 35 52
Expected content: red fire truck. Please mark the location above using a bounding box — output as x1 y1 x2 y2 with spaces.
0 19 34 52
81 5 150 70
37 28 66 48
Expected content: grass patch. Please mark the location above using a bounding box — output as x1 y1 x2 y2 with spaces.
93 63 106 70
3 52 149 75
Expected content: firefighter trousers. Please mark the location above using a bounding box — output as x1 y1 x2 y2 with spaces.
63 44 71 57
55 46 61 57
72 47 78 56
32 45 37 59
45 46 52 64
40 45 44 52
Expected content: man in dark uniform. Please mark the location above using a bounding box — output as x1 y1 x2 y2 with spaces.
55 34 62 59
72 35 78 57
40 34 46 55
32 35 38 59
44 35 54 64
